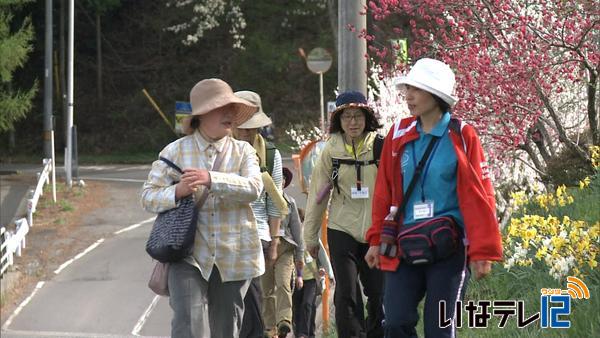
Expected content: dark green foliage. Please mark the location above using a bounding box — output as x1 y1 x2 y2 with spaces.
0 0 37 132
546 145 595 186
0 0 337 156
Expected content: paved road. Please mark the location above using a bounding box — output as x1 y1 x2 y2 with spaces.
0 175 32 228
0 159 310 338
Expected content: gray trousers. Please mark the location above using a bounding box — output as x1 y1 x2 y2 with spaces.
168 261 251 338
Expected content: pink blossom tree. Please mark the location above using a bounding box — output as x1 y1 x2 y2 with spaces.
366 0 599 183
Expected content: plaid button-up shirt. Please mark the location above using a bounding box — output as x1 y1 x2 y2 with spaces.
141 131 264 282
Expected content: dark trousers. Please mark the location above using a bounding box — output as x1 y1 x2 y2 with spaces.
240 277 264 338
240 240 270 338
383 244 470 338
292 279 318 338
328 228 385 338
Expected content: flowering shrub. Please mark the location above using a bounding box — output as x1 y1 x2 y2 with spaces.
285 123 325 151
505 215 599 280
505 146 600 280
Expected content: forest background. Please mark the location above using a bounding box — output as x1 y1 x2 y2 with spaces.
1 0 339 158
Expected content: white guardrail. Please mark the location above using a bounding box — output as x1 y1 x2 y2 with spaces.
0 158 55 278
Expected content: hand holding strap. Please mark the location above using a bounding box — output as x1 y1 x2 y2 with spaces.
159 137 231 210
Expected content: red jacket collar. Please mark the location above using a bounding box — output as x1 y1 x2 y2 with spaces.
392 117 420 152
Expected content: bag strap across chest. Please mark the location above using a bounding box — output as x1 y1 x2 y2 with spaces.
159 137 230 209
331 134 384 194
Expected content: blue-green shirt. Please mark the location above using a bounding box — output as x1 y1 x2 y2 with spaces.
400 112 464 227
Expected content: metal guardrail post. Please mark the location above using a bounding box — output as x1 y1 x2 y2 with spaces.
0 159 54 278
37 173 43 197
27 190 34 228
7 231 13 267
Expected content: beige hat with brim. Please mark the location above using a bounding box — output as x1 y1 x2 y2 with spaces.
234 90 272 129
182 79 258 135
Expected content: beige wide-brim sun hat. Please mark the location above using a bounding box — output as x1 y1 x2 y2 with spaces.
235 90 272 129
181 79 259 135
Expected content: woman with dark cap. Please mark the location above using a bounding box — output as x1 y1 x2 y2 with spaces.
303 91 385 338
365 58 502 337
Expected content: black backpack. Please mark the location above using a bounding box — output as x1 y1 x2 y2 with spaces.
261 141 277 176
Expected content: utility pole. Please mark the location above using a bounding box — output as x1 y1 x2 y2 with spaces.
60 0 67 147
43 0 53 158
66 0 74 187
338 0 367 95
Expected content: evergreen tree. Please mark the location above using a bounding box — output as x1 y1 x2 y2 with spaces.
0 0 37 132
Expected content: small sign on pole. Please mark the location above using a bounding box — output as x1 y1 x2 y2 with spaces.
174 101 192 135
306 48 333 134
390 38 409 65
327 101 336 113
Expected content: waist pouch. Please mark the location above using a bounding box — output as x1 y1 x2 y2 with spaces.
397 216 459 265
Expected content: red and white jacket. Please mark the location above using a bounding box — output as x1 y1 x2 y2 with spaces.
366 116 503 271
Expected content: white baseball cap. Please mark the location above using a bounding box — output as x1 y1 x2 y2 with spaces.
395 58 458 107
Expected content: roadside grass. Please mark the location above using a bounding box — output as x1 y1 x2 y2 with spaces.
375 175 599 338
455 174 599 337
1 151 157 165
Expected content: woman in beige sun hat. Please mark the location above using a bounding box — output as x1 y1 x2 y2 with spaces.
181 79 258 135
141 78 266 338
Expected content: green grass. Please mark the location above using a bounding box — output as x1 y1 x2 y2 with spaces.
517 171 600 224
59 200 73 212
456 174 600 337
372 174 600 337
0 151 157 165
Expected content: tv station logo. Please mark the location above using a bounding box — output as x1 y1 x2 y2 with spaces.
439 276 590 329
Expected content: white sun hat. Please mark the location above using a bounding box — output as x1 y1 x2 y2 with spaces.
395 58 458 107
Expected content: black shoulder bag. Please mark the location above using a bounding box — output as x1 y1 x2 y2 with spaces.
146 139 229 263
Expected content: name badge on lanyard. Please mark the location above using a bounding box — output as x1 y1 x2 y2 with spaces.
351 186 369 199
413 200 434 220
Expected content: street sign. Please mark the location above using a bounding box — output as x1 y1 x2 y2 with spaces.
306 47 333 74
174 101 192 135
327 101 336 113
390 38 408 64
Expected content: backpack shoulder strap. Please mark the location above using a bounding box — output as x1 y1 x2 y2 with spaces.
265 141 277 175
449 117 461 135
373 134 385 166
449 117 467 153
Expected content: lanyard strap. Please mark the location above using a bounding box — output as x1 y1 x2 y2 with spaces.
352 140 363 190
394 136 439 223
411 134 442 201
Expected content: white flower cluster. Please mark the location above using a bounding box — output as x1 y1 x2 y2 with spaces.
285 124 325 151
504 242 529 270
367 65 410 136
165 0 247 49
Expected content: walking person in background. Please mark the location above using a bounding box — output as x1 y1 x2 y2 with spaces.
292 231 334 338
364 58 503 338
141 78 264 338
261 167 306 338
303 91 385 338
232 90 289 338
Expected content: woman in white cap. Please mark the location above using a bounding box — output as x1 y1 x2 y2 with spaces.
141 78 264 338
364 58 502 337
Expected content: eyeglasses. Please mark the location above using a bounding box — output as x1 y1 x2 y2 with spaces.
340 114 365 122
